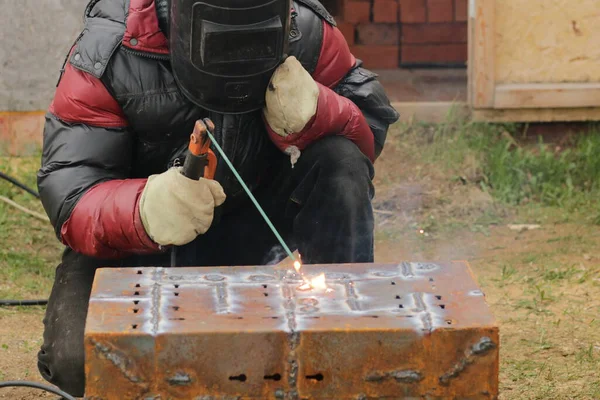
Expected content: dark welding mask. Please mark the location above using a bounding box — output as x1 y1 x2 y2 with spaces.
168 0 292 114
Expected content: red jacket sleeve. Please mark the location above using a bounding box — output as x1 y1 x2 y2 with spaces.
60 180 160 258
265 83 375 161
265 22 375 162
50 55 159 258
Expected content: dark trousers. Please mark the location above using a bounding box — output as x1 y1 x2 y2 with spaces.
37 136 375 397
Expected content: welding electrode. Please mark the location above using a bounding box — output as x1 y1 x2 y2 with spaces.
204 126 297 262
171 119 218 267
171 118 297 266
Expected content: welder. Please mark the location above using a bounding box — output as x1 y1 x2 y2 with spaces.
35 0 399 396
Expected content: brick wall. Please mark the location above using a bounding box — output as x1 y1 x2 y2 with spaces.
324 0 468 69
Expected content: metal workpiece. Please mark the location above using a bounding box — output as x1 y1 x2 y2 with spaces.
84 262 499 399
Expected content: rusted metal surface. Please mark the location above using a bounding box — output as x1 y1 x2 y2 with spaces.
84 261 499 399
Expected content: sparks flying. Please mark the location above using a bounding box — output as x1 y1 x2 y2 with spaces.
310 273 327 290
292 254 333 292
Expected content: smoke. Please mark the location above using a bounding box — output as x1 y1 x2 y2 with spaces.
373 181 486 264
259 181 487 267
263 244 291 266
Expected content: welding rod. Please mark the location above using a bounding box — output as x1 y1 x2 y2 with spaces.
204 129 297 262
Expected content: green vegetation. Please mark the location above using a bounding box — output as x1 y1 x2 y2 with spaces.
0 156 61 301
392 110 600 224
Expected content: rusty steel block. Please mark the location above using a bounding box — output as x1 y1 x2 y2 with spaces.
84 261 499 399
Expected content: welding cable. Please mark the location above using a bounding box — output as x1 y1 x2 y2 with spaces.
0 172 47 221
0 381 76 400
0 299 48 306
0 171 40 198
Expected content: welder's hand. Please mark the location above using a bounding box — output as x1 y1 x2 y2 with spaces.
263 56 319 137
139 167 226 246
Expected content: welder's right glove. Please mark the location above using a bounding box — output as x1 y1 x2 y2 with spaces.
138 167 226 246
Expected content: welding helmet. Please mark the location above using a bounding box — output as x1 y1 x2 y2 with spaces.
168 0 292 114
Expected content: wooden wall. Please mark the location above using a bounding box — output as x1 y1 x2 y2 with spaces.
495 0 600 84
470 0 600 122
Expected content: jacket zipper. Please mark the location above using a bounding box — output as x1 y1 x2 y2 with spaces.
121 46 171 61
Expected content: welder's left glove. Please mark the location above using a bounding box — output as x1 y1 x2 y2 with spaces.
263 56 319 138
262 55 377 164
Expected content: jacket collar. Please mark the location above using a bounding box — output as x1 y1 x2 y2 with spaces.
122 0 169 55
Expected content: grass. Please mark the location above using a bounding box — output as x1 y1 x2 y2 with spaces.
1 115 600 399
485 133 600 207
391 109 600 225
0 156 62 300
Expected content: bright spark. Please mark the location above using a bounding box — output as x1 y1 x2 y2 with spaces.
419 229 425 234
294 261 302 273
292 254 331 292
311 273 327 290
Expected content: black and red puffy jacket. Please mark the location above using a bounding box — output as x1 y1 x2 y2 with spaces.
37 0 400 260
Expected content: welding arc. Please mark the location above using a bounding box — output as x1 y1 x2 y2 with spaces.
0 381 76 400
204 129 297 262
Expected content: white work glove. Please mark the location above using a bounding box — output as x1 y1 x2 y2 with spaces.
263 56 319 137
139 167 226 246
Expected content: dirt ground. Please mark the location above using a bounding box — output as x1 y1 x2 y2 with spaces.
0 310 53 399
1 130 599 399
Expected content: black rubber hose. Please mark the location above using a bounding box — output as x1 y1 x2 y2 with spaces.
0 299 48 306
0 381 76 400
0 171 40 198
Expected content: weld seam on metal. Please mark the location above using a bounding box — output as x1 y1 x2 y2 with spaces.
167 372 192 386
281 279 299 399
401 262 415 278
412 292 433 332
365 369 423 384
412 292 426 313
420 312 433 333
281 283 298 334
344 280 360 311
439 337 496 385
215 282 229 314
151 268 165 335
91 339 145 385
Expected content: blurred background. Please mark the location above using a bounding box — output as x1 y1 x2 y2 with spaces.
0 0 599 399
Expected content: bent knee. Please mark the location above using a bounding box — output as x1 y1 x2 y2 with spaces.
305 135 374 177
308 137 375 203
